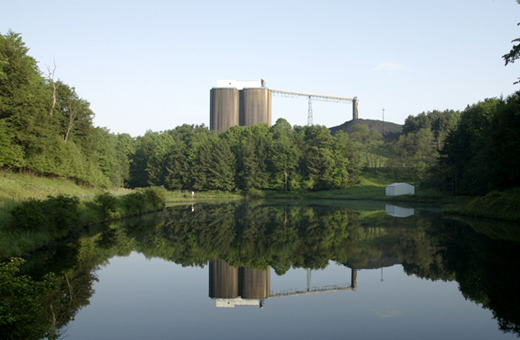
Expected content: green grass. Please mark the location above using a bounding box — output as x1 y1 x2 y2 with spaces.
359 151 389 168
0 171 101 201
0 176 169 258
0 171 245 258
445 188 520 222
250 172 463 205
164 190 243 204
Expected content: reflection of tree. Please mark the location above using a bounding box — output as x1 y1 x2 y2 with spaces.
119 204 358 273
17 202 520 337
437 219 520 336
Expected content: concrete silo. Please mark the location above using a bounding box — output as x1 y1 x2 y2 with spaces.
239 266 271 299
210 80 272 133
209 88 239 133
209 258 239 299
240 88 272 128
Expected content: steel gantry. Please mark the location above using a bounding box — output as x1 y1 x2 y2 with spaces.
271 89 358 125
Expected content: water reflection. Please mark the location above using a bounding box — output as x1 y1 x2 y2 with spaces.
6 201 520 338
209 258 358 308
385 204 414 218
209 258 270 308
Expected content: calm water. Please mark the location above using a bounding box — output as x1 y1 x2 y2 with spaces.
17 201 520 339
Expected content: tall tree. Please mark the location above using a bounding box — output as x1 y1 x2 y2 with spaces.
129 130 158 188
503 0 520 84
207 138 236 191
269 119 300 191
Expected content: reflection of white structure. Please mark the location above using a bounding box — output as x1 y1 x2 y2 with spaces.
216 298 263 308
386 205 414 218
385 182 414 196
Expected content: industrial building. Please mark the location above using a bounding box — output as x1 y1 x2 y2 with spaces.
210 79 272 133
209 79 358 133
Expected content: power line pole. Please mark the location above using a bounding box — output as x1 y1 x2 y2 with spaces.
307 96 313 126
382 107 385 137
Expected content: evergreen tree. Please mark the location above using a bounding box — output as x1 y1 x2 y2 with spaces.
269 119 300 191
207 138 236 191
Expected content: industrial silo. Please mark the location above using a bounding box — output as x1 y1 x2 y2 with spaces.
239 88 272 127
210 88 239 133
239 266 271 299
209 259 238 298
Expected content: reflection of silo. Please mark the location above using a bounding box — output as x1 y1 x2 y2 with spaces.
240 88 272 127
239 266 271 299
209 259 238 298
210 88 239 133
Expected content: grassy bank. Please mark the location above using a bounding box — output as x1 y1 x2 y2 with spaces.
2 170 517 258
247 174 464 205
0 170 106 202
444 188 520 222
0 187 167 258
0 170 243 204
164 190 243 203
0 171 244 257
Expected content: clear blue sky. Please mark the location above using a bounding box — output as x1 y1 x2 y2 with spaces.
2 0 520 137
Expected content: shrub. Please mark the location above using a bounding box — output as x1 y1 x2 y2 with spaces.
10 198 46 230
121 187 166 216
44 195 80 231
122 191 145 215
94 192 118 219
142 187 166 210
10 195 80 232
0 257 58 340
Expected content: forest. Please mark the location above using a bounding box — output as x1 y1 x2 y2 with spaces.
1 30 520 196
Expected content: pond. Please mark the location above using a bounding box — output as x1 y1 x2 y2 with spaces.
12 200 520 339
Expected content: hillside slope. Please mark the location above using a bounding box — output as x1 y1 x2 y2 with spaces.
329 118 403 142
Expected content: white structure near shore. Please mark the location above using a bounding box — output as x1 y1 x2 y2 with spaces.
386 205 415 218
386 183 415 196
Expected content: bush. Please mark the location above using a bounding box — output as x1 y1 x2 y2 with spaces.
0 257 58 340
141 187 166 210
122 187 166 216
94 192 118 218
10 195 80 232
44 195 80 231
122 191 145 215
246 188 264 198
10 198 46 230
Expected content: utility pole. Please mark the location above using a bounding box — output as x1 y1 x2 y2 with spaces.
382 107 385 138
307 96 313 126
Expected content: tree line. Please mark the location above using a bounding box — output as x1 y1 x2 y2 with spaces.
1 31 361 192
0 31 132 188
389 93 520 195
372 95 520 197
435 93 520 195
132 120 360 191
2 30 519 196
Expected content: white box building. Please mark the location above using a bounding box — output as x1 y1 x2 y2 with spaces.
385 183 415 196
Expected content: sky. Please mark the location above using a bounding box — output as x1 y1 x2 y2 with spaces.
2 0 520 137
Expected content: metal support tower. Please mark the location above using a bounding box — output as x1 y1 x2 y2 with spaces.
307 96 313 126
271 89 356 126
